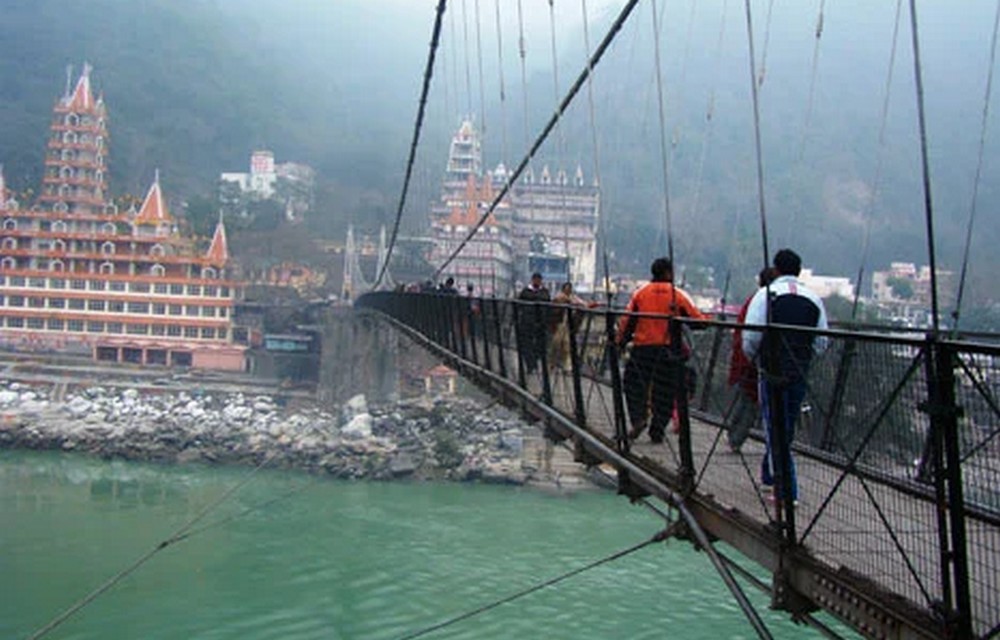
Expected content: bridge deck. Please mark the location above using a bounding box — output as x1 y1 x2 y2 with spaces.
549 372 945 616
356 293 1000 639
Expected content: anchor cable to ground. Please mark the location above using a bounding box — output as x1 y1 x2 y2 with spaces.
394 528 674 640
26 451 280 640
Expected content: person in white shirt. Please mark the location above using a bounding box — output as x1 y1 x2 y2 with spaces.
742 249 829 504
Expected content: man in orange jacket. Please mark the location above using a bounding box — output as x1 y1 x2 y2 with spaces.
617 257 707 443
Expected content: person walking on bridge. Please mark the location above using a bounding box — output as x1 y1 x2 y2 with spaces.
517 272 551 374
727 267 777 453
617 257 707 443
742 249 829 504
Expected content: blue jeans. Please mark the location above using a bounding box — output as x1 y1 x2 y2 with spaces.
759 378 807 501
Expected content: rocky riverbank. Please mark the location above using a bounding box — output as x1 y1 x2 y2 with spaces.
0 381 594 489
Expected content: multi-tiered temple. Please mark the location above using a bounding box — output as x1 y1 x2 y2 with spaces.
0 65 246 370
429 119 600 295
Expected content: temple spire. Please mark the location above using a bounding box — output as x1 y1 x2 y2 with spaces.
134 172 172 225
66 62 94 110
64 65 73 100
205 215 229 266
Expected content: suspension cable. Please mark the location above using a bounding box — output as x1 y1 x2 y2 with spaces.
461 0 473 116
580 0 604 205
907 0 941 332
440 18 452 126
449 0 460 115
852 0 904 321
581 0 604 299
548 0 573 270
27 452 278 640
494 0 509 165
172 480 317 544
434 0 643 279
756 0 776 87
744 0 770 271
474 0 487 136
394 529 673 640
952 0 1000 332
634 0 663 148
695 0 733 309
374 0 448 289
656 0 697 252
783 0 827 247
516 0 531 153
650 0 675 267
798 0 826 163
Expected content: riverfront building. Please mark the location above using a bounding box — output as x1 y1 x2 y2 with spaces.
502 163 600 294
220 150 315 222
429 120 600 295
0 65 246 370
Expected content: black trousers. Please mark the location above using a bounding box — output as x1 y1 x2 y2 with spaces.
623 345 682 439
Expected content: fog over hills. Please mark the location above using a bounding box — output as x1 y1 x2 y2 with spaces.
1 0 998 307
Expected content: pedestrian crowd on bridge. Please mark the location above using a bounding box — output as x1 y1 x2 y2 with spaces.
401 248 828 507
611 249 827 506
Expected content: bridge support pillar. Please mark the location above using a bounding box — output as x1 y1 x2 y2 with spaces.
318 308 400 406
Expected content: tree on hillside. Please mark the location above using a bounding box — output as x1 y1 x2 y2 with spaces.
824 294 876 325
246 199 284 232
183 195 219 237
887 277 914 300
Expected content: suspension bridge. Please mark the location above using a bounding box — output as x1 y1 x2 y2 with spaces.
21 1 1000 638
353 0 1000 637
354 290 1000 639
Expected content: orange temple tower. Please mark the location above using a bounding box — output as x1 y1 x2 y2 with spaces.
0 64 246 370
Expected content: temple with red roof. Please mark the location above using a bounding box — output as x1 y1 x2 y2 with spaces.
0 64 247 370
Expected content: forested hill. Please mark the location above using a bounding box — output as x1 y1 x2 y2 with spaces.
1 0 999 310
520 0 1000 305
0 0 429 233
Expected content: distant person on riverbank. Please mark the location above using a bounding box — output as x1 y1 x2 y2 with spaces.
742 249 828 504
726 267 777 453
617 258 707 443
517 272 550 374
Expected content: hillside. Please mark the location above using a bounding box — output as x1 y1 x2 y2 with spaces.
1 0 998 311
0 0 426 239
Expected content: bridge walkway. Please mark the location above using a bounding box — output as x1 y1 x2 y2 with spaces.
357 291 1000 639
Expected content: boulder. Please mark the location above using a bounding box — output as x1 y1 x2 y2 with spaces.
0 390 18 406
341 413 373 440
389 451 419 476
343 394 368 421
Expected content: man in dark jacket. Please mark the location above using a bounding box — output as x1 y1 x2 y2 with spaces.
517 273 550 374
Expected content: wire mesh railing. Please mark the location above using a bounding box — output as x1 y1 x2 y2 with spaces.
356 290 999 638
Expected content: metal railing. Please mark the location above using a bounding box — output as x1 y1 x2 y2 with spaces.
357 290 1000 639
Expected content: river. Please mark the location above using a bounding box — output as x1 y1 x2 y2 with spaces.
1 450 854 639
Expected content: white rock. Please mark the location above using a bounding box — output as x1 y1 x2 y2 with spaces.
0 390 17 406
341 413 373 440
19 399 48 414
223 404 253 422
66 397 93 419
344 394 368 420
498 429 523 453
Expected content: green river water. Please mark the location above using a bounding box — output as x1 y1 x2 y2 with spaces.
1 450 853 639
